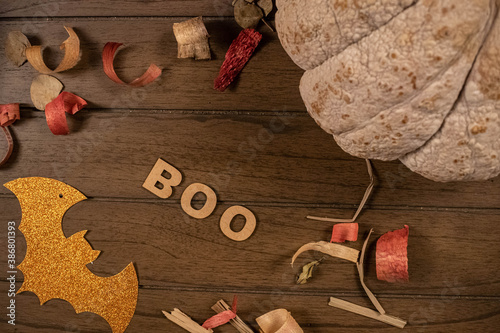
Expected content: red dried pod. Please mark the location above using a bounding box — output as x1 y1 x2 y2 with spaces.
214 29 262 92
376 225 409 283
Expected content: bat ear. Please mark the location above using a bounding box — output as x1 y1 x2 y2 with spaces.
4 178 23 195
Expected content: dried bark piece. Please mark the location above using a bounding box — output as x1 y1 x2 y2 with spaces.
330 223 359 243
256 309 303 333
45 92 87 135
102 42 162 87
30 74 64 111
5 31 31 67
26 26 80 74
233 0 263 29
214 29 262 92
291 241 359 265
376 225 409 283
173 17 211 60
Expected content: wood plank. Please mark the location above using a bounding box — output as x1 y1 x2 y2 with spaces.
0 111 499 208
1 282 499 332
0 18 305 111
0 1 235 18
2 200 499 296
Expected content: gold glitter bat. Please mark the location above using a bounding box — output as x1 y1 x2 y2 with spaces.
4 177 138 333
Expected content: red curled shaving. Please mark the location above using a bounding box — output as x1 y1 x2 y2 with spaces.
102 42 162 87
330 223 359 243
0 103 19 167
376 225 409 283
0 103 20 127
214 29 262 92
45 92 87 135
202 295 238 329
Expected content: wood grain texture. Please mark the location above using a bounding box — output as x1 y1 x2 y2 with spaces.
0 1 234 18
0 19 304 112
0 2 499 332
2 199 499 296
0 111 498 208
1 282 499 332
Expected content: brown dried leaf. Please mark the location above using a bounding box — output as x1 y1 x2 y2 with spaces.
5 31 31 67
257 0 273 17
234 0 263 29
30 75 63 111
296 260 321 285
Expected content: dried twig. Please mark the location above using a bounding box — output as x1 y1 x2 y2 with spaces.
327 231 407 328
163 309 213 333
307 159 374 223
328 297 406 328
357 229 385 314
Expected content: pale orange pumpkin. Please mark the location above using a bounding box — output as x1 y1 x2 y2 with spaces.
276 0 500 182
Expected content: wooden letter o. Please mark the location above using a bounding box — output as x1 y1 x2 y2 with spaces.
181 183 217 219
220 206 256 242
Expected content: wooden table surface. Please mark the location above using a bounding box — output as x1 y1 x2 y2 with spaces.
1 1 499 332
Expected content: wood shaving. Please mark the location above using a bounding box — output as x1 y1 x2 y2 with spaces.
256 309 303 333
26 26 80 74
291 241 359 265
102 42 162 87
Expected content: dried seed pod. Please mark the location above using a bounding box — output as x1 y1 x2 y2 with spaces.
214 29 262 92
173 16 211 60
30 75 63 111
233 0 263 29
5 31 31 67
257 0 273 16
